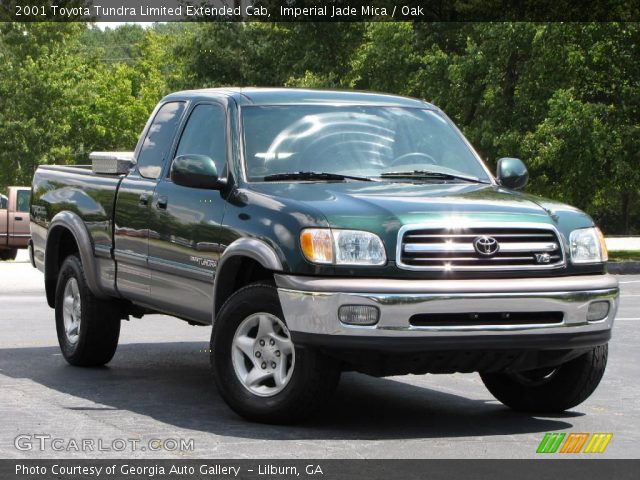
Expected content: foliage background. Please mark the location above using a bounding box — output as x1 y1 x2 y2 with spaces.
0 22 637 233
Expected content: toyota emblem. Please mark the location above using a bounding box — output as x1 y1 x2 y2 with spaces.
473 236 500 256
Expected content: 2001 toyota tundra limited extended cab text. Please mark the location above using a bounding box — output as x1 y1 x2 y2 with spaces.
30 88 618 423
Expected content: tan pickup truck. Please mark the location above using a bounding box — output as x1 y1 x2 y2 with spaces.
0 187 31 261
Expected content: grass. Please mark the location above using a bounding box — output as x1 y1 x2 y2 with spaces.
608 250 640 262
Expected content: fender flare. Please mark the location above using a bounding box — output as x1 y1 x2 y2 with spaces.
212 237 285 320
45 211 110 307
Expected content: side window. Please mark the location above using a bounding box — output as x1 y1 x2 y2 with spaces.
16 190 30 213
0 195 7 210
175 104 227 173
137 102 186 179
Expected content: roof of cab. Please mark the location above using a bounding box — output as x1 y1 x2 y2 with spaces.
162 87 435 109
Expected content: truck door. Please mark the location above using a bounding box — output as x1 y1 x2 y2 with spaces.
0 194 7 248
148 102 228 323
9 188 31 247
114 101 186 304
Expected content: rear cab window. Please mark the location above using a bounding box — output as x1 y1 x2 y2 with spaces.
137 101 186 179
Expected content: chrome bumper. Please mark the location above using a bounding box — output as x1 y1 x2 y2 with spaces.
275 274 618 344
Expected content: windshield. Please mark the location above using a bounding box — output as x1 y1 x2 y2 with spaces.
241 105 491 182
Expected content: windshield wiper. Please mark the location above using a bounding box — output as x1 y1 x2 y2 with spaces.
379 170 489 184
262 171 373 182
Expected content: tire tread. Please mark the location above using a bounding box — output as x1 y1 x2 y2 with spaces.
55 255 120 366
481 344 608 413
212 283 340 424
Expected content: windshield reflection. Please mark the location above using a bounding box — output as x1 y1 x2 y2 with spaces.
242 106 490 182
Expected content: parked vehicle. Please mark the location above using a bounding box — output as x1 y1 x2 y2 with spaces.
30 89 618 423
1 186 31 261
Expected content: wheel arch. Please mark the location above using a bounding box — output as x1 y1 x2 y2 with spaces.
213 238 285 322
44 211 109 307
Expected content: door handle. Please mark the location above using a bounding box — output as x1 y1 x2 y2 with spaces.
156 196 168 210
138 193 149 206
15 216 23 221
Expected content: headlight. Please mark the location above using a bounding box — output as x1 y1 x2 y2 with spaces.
569 227 608 264
334 230 387 265
300 228 386 266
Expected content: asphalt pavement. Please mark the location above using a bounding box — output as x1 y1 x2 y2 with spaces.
1 250 638 459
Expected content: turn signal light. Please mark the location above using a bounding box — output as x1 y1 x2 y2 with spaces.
300 229 333 264
596 228 608 262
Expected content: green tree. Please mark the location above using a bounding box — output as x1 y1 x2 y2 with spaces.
1 21 637 233
0 22 87 186
0 22 168 189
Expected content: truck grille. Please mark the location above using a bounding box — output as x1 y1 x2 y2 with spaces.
398 224 565 271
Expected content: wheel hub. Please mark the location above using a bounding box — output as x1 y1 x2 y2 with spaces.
254 336 282 371
231 313 295 397
62 277 82 345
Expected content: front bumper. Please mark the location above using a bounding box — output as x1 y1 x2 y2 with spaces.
275 274 618 353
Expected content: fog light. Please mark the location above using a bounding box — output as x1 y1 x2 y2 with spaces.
338 305 380 326
587 301 610 322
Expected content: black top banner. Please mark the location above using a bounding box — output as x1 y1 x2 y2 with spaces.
1 0 639 22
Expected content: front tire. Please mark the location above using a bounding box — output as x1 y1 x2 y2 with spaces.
211 284 340 424
55 255 121 366
480 344 608 413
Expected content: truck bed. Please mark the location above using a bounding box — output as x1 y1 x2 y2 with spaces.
30 165 124 267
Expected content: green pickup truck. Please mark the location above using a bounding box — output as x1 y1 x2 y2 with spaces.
30 88 618 423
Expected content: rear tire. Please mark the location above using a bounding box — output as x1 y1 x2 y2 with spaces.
480 344 608 413
0 248 17 261
55 255 121 366
211 284 341 424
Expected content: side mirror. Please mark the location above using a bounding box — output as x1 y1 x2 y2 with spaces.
497 157 528 190
170 155 225 189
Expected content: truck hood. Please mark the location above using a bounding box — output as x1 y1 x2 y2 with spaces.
247 181 593 237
